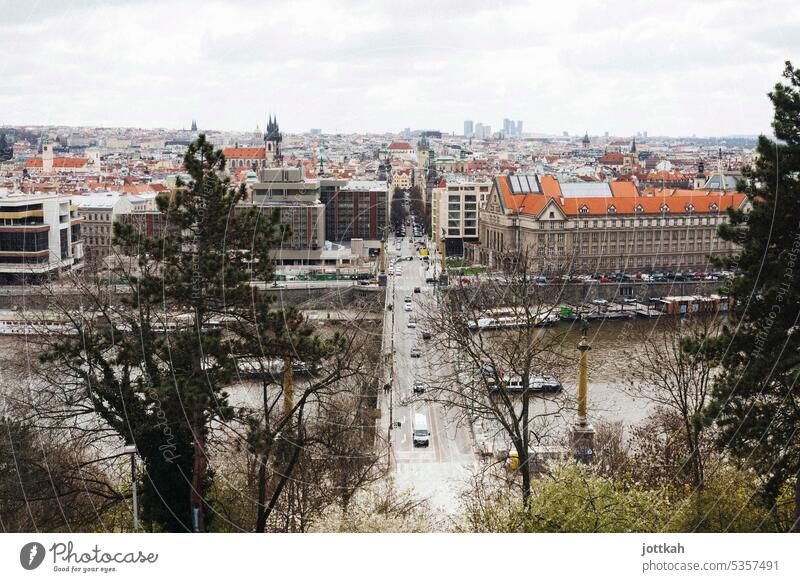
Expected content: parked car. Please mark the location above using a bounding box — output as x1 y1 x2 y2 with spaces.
421 330 432 340
413 287 421 293
413 380 426 393
407 320 417 329
410 346 422 358
404 303 413 312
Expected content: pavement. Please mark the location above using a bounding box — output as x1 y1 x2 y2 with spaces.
379 234 477 515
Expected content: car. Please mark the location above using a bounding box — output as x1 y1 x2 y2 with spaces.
407 256 414 261
421 330 432 340
599 277 610 283
404 303 413 312
413 287 421 294
270 282 287 288
407 320 417 329
413 380 426 393
410 347 422 358
425 277 436 284
404 295 412 302
591 298 609 305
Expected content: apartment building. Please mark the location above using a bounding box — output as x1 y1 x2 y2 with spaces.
73 192 133 271
431 178 492 257
0 190 83 283
467 174 749 274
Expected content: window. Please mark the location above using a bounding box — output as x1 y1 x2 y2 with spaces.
660 203 669 213
710 202 719 212
635 204 644 213
579 205 589 214
608 205 617 213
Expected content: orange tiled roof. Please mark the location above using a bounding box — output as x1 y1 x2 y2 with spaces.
495 175 745 217
25 157 88 168
222 147 265 159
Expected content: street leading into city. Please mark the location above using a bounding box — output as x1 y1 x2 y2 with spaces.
380 233 476 515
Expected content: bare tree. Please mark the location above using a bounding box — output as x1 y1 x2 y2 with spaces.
619 315 720 488
419 248 575 506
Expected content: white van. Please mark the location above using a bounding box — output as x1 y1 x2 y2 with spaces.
413 413 430 447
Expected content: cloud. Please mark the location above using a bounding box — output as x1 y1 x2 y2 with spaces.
0 0 793 135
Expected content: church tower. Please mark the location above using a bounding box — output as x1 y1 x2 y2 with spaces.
264 114 283 166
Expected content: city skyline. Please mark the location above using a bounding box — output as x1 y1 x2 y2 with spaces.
1 0 797 136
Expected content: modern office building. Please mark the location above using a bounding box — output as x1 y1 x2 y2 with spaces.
463 120 474 138
0 190 84 282
431 178 492 257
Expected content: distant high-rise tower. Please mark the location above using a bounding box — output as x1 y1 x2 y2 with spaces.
264 114 283 165
463 120 474 138
191 119 197 132
582 132 590 148
516 120 523 137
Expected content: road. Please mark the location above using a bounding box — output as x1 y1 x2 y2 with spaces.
380 234 476 515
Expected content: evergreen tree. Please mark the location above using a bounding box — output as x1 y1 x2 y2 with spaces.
704 61 800 530
41 135 287 531
0 132 11 161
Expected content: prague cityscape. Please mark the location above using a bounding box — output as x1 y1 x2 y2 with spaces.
0 1 799 579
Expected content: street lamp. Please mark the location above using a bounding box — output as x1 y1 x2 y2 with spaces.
123 444 139 532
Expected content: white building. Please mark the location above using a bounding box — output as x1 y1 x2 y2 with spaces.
0 190 84 282
431 178 492 257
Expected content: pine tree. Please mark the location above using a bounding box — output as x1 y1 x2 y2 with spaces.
41 135 287 531
704 62 800 530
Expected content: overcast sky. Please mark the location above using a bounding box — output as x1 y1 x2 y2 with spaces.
0 0 797 136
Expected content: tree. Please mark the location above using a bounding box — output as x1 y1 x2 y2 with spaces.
620 316 719 488
461 462 672 533
26 135 287 531
421 249 573 506
390 187 407 230
703 61 800 530
408 185 425 222
0 417 122 532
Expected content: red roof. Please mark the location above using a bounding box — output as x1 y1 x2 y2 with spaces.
25 157 88 168
495 176 745 217
222 147 265 159
388 142 413 151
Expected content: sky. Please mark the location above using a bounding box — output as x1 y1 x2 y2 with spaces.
0 0 798 136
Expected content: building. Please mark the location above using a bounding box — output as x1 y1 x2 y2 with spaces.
319 179 388 247
223 147 267 170
0 190 83 283
467 174 749 274
390 167 413 191
464 120 474 138
249 167 327 264
73 192 133 271
431 178 492 257
24 143 99 174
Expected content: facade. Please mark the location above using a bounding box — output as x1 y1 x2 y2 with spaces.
467 174 749 274
0 191 83 282
319 179 388 245
464 120 474 138
223 147 267 170
431 178 491 257
250 167 326 264
73 192 133 271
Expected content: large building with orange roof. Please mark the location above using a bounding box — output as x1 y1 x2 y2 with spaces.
467 174 750 274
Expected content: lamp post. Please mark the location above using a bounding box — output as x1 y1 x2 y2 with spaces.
572 317 595 463
123 444 139 532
